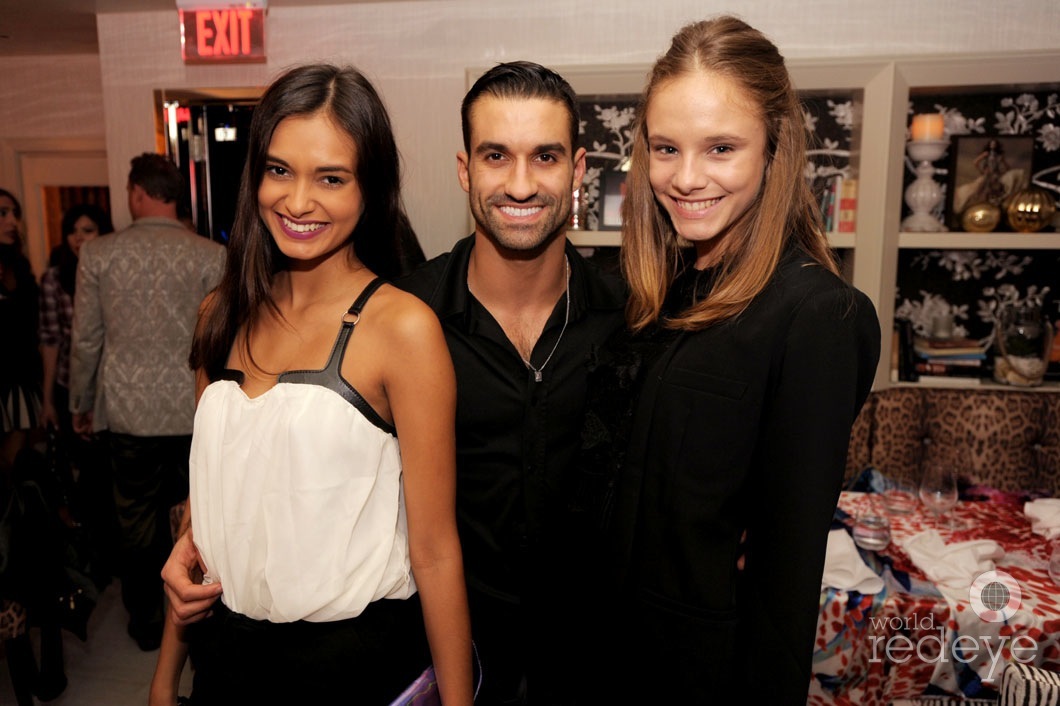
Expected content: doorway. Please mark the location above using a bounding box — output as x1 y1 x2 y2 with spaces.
156 88 261 244
13 142 109 277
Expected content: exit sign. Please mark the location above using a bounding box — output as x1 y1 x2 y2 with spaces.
180 8 266 64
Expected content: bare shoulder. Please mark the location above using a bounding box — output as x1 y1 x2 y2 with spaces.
362 284 450 391
368 283 443 345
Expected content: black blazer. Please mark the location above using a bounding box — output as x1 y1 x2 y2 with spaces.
610 247 880 703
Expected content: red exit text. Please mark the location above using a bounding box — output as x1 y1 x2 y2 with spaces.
180 8 266 64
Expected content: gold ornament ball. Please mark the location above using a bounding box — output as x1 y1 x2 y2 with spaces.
961 202 1001 232
1005 186 1057 233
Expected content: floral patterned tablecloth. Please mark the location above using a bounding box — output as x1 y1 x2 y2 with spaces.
809 491 1060 705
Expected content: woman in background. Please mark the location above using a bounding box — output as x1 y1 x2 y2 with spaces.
607 16 880 703
40 203 113 433
151 63 471 705
0 188 65 704
39 203 119 589
0 188 42 470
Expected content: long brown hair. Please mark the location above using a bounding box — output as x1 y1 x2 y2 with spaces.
189 64 424 380
621 16 837 332
0 188 35 292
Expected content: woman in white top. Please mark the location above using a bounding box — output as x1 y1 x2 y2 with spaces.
150 64 472 705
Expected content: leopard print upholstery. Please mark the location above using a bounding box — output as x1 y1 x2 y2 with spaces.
0 598 27 641
845 388 1060 495
867 387 927 488
1039 399 1060 490
844 393 874 480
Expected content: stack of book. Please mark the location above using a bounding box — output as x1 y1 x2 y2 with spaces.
912 335 988 380
818 175 857 233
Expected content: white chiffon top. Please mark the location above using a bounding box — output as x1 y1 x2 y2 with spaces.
190 380 415 622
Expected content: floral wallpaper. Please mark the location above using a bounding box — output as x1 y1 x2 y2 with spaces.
576 94 637 232
904 89 1060 227
803 92 860 199
897 88 1060 379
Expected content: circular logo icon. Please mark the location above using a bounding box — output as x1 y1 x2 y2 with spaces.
969 570 1022 622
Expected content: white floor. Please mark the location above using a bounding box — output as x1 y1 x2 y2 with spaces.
0 581 193 706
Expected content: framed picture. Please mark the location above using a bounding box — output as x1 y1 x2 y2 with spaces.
946 135 1034 230
599 170 628 230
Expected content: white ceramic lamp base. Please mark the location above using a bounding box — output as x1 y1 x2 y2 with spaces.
902 140 948 232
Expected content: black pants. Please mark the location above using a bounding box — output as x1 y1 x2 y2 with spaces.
107 432 190 631
468 586 602 706
188 597 430 705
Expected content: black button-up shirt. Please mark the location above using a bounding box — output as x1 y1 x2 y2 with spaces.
397 236 626 602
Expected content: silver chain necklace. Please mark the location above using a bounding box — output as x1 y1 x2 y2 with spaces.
521 256 570 383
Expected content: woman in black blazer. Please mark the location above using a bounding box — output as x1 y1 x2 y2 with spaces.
604 16 881 704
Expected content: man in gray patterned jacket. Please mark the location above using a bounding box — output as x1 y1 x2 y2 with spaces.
69 153 225 651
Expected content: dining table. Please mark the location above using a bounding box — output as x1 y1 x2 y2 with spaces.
808 489 1060 705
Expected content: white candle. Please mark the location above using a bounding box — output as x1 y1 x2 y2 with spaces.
910 113 945 142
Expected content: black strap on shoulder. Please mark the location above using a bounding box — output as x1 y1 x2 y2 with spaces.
276 276 395 435
347 277 387 319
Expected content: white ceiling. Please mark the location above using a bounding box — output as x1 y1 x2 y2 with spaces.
0 0 392 56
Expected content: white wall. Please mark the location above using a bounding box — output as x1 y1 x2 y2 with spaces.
23 0 1060 256
0 54 105 190
0 54 104 140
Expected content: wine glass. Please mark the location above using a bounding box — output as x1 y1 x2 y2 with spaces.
919 462 959 530
853 496 892 551
881 474 917 515
1049 538 1060 587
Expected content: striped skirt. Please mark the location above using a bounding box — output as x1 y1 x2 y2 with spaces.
0 380 41 433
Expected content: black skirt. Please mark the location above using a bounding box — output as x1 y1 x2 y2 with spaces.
187 594 431 705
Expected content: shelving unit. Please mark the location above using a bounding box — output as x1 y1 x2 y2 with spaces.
558 52 1060 391
898 231 1060 250
886 54 1060 391
895 380 1060 393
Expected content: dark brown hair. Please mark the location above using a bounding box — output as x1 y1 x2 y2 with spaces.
461 61 580 154
54 203 114 294
0 188 35 292
128 153 183 203
0 188 22 219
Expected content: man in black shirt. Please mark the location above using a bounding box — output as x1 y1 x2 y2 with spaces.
397 62 625 705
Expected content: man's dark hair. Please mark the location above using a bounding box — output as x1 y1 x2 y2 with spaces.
461 61 580 153
127 152 183 204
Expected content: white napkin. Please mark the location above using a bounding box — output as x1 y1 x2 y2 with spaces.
899 530 1004 590
1024 498 1060 540
821 529 885 594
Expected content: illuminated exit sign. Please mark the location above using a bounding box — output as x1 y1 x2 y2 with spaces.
180 8 266 64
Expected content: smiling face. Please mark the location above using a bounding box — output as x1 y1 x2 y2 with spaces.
458 96 586 254
646 70 768 268
0 195 20 246
257 111 364 266
67 215 101 257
